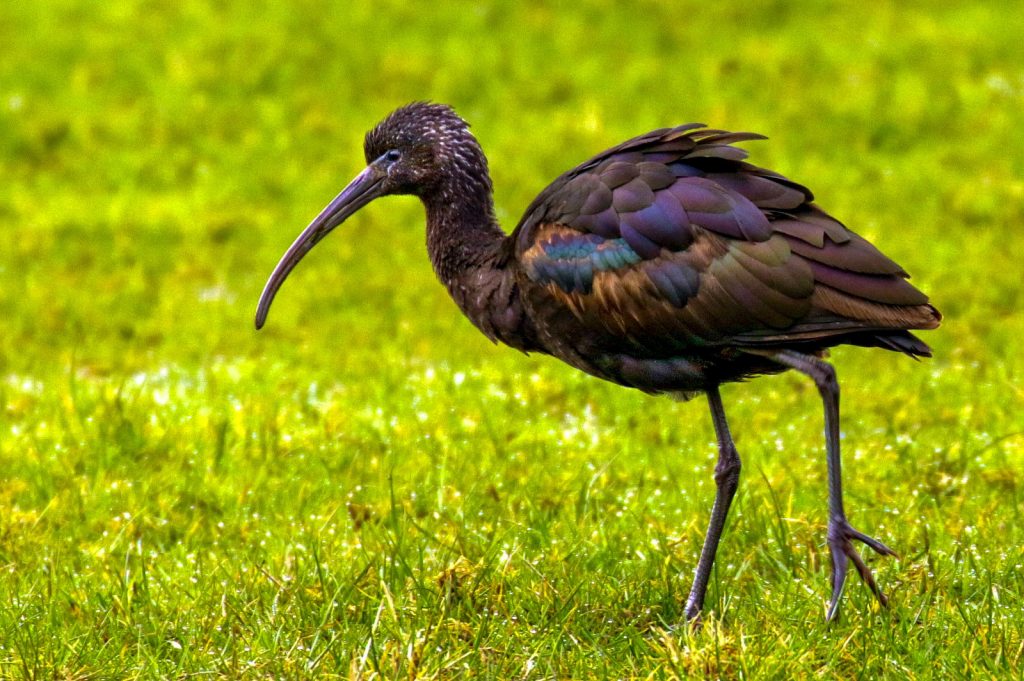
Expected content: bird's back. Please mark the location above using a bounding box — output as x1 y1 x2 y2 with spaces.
509 124 941 393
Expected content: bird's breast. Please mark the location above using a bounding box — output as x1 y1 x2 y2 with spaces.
445 265 540 354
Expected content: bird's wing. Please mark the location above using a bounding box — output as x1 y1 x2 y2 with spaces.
512 125 937 353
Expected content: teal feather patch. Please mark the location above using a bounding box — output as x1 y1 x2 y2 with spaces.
527 235 642 293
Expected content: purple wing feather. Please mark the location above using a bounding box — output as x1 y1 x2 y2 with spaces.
514 123 938 350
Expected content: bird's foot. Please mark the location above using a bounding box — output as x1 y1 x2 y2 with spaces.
683 601 702 627
825 516 897 621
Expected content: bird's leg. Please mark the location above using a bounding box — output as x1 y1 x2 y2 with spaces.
759 349 897 620
684 385 742 622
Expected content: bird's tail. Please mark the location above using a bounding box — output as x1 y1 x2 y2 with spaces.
873 331 933 358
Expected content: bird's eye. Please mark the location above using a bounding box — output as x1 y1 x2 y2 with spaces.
384 149 401 163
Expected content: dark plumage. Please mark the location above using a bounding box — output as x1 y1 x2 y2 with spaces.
256 102 941 622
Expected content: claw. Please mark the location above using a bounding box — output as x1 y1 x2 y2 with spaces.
683 606 703 630
825 518 896 621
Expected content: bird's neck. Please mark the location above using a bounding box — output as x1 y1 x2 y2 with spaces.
424 181 506 285
422 173 536 352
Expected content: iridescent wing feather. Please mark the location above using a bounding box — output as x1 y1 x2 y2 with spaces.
512 125 939 356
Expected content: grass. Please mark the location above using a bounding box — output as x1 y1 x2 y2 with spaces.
2 0 1023 677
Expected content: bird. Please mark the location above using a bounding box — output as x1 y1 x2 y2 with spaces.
255 102 941 622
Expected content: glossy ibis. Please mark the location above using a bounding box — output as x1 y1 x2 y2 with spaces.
255 102 941 622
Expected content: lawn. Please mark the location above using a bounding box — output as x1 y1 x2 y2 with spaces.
2 1 1023 678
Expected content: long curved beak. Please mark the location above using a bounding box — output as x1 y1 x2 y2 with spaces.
255 165 386 329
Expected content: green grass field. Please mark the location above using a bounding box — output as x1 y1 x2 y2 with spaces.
2 1 1023 677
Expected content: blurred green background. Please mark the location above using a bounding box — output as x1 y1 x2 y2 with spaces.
1 1 1022 677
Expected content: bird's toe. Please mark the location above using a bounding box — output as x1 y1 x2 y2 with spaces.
825 518 895 620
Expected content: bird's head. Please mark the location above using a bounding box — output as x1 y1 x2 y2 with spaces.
362 102 479 196
255 102 484 329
